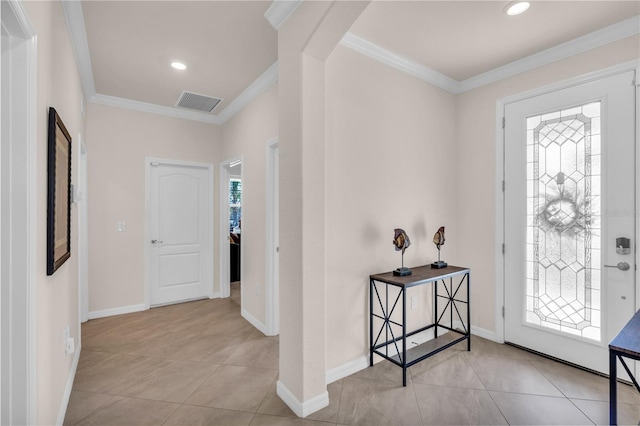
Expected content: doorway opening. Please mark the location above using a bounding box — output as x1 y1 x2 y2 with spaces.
229 165 242 305
220 157 243 303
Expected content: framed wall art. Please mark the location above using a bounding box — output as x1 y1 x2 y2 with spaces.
47 107 72 275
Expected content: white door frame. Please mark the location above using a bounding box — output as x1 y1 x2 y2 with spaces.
144 158 215 308
0 0 37 423
78 138 89 323
266 138 279 336
495 60 640 344
219 156 243 299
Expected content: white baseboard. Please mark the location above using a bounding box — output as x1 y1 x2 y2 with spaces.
448 320 499 343
241 308 268 335
276 380 329 418
326 355 368 384
324 324 499 387
56 342 81 425
471 325 499 342
210 292 221 299
88 303 146 320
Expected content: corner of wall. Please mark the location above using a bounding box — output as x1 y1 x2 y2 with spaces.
276 380 329 418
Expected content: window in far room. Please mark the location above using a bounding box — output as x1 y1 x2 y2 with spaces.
230 178 242 234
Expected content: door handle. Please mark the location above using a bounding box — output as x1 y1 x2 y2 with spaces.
604 262 630 271
151 239 164 245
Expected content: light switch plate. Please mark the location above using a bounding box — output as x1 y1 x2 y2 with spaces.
117 221 126 232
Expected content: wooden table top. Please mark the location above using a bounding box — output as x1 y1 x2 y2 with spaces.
370 265 469 288
610 309 640 359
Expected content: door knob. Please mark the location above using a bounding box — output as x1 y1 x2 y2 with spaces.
604 262 630 271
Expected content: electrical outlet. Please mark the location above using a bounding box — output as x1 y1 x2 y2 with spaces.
63 324 75 355
411 296 417 310
65 337 75 355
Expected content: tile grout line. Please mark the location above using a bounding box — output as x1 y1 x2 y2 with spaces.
462 352 510 425
332 379 346 425
61 391 117 426
177 361 223 407
158 398 182 426
407 380 428 426
528 360 605 426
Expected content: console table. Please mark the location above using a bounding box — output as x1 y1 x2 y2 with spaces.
369 265 470 386
609 309 640 425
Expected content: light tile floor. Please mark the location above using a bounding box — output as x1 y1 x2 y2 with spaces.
65 287 640 425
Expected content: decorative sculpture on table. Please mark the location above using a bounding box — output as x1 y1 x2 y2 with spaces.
392 228 412 276
431 226 447 269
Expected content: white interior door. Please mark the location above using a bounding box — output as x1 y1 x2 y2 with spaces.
148 161 212 306
504 70 636 375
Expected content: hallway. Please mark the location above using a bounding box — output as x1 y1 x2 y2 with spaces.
64 295 640 425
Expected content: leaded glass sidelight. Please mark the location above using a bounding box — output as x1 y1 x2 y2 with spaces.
525 102 601 342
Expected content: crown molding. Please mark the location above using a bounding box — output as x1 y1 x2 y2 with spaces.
61 0 96 99
458 14 640 93
265 0 303 30
2 0 36 38
216 62 279 123
340 32 460 94
88 62 278 125
343 14 640 95
90 93 224 125
63 0 279 126
64 0 638 124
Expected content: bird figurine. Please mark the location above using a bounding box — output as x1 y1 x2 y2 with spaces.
431 226 448 269
392 228 412 276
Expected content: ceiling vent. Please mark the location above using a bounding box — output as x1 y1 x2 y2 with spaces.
175 91 222 113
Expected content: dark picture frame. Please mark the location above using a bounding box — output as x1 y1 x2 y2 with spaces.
46 107 72 275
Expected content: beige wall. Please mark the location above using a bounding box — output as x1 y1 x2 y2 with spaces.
456 35 640 335
323 34 640 373
325 45 458 370
85 103 221 313
220 84 278 325
21 1 85 423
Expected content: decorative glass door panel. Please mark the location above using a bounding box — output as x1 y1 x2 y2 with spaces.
504 70 636 375
525 103 601 342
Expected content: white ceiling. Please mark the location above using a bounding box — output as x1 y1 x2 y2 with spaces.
68 1 640 124
350 1 640 81
83 1 276 110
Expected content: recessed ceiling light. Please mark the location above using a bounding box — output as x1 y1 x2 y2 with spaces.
505 1 530 16
171 62 187 71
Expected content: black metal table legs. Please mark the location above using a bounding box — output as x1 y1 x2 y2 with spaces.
369 267 470 387
610 350 617 425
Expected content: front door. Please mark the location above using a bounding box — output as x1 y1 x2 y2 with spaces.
148 160 213 306
504 70 636 375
